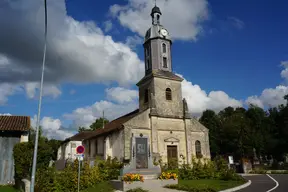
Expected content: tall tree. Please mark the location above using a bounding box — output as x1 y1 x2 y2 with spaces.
90 117 109 130
199 110 221 157
78 126 87 132
47 139 62 160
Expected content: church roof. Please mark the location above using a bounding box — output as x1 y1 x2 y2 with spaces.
83 109 139 140
136 70 183 86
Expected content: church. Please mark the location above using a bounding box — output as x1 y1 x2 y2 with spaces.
82 5 211 166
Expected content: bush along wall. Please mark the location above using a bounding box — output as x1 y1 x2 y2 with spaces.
160 156 245 181
34 157 123 192
13 141 53 181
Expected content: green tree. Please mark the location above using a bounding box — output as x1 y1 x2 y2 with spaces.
78 126 87 132
47 139 62 160
89 117 109 130
199 110 221 157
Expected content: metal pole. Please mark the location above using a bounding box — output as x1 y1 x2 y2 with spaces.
78 158 81 192
30 0 48 191
102 110 105 129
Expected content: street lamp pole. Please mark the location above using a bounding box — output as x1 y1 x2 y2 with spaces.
30 0 48 191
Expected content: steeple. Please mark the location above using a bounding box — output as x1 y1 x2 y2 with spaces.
136 3 184 115
151 5 162 25
143 4 172 75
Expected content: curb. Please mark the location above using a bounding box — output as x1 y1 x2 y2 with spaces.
218 180 251 192
239 173 262 176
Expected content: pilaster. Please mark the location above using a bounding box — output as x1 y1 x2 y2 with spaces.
184 119 192 164
150 115 159 154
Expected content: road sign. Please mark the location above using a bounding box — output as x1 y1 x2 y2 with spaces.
76 145 85 154
228 156 234 164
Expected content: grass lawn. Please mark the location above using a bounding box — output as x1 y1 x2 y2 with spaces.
81 182 115 192
0 186 19 192
177 179 246 191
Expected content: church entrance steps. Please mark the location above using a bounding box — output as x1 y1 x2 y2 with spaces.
110 179 179 192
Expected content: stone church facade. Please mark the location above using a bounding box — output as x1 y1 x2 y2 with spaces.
82 5 210 165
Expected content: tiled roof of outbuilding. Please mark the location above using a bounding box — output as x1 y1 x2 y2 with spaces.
0 116 31 131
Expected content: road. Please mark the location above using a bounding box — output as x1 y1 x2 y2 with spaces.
238 174 288 192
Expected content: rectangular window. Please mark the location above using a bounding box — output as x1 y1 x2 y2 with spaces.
163 57 167 68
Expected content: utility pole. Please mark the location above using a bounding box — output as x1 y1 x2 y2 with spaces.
30 0 48 191
102 110 105 129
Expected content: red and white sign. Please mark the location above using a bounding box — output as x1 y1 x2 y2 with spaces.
76 145 85 154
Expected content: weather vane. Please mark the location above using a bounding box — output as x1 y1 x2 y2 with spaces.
154 0 157 6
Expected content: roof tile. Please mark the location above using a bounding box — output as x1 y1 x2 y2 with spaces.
0 116 31 131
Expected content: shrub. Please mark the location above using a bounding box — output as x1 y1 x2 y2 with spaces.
35 167 58 192
97 156 123 180
35 160 103 192
174 156 243 181
13 141 52 180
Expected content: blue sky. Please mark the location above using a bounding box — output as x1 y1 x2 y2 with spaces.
0 0 288 139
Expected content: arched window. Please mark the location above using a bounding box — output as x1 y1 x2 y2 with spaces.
162 43 167 53
165 88 172 100
195 140 202 158
144 89 149 103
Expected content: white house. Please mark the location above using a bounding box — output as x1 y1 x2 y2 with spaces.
57 131 89 161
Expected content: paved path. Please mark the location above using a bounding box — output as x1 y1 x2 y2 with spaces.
268 174 288 192
238 174 288 192
238 174 275 192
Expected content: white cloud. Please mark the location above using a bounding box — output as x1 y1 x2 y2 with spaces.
125 35 143 50
109 0 209 41
246 86 288 108
24 82 62 99
245 62 288 108
0 0 144 88
31 115 73 140
180 74 242 115
228 17 245 29
103 20 113 32
106 87 138 104
0 83 21 105
64 100 138 128
0 113 12 116
0 82 61 105
280 61 288 80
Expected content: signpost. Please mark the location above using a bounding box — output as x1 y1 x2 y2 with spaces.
228 156 234 169
75 145 85 192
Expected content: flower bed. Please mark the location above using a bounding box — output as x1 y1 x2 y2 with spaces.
158 171 178 180
122 173 144 183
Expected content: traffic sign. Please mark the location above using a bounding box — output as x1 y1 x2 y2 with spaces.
76 145 85 154
75 154 84 161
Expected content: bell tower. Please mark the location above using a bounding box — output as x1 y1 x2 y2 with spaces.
143 5 172 76
137 4 184 118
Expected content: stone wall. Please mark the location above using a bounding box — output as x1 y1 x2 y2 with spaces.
153 77 183 117
138 79 153 112
122 110 211 163
124 110 151 160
